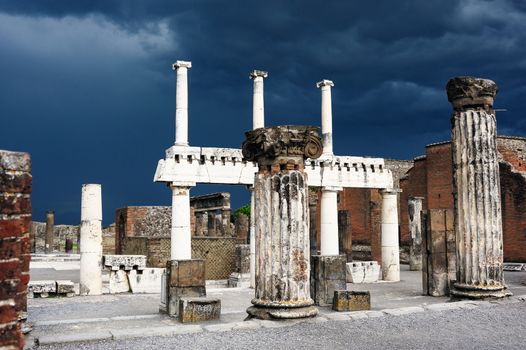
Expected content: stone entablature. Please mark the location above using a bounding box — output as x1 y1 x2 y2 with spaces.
154 146 393 189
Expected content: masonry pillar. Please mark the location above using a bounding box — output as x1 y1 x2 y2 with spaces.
408 197 424 271
170 184 193 260
250 70 268 130
45 210 54 253
317 79 334 157
243 126 323 319
447 76 511 299
79 184 103 296
173 60 192 146
249 187 256 288
381 189 401 282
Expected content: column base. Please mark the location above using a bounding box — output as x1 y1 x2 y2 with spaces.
246 305 318 320
450 283 513 300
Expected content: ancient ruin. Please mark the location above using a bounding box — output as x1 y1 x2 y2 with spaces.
448 76 511 299
243 125 322 319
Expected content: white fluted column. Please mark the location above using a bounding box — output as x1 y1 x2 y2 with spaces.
316 79 334 157
250 70 268 130
316 79 340 256
381 189 401 282
249 188 256 288
80 184 103 295
170 184 192 260
173 60 192 146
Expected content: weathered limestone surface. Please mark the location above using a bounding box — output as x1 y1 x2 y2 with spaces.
243 126 322 320
448 76 511 299
381 189 401 281
103 255 146 271
128 268 164 294
179 297 221 323
109 270 130 294
56 280 75 296
28 280 56 298
165 259 206 317
408 197 424 271
346 261 380 283
228 244 251 287
332 291 371 312
79 184 103 296
311 255 347 306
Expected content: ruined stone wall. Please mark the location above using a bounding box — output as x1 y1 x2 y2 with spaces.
399 136 526 262
0 150 31 349
31 222 79 253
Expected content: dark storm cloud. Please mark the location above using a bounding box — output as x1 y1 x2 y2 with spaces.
1 0 525 224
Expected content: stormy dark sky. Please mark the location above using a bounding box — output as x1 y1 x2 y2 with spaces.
1 0 525 225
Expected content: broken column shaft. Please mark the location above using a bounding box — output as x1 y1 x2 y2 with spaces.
408 197 424 271
45 210 54 253
447 76 511 299
243 125 323 319
381 189 401 281
79 184 102 295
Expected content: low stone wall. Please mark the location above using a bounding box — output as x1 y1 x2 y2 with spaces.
123 236 237 280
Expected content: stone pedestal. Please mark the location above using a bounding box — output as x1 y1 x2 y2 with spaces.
332 291 370 312
228 244 251 288
242 126 323 320
408 197 424 271
164 259 206 317
447 76 511 299
79 184 102 296
311 255 347 306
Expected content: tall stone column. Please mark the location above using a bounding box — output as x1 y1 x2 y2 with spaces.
381 189 401 282
170 184 193 260
45 210 54 253
250 70 268 130
173 60 192 146
79 184 102 295
316 79 334 157
243 126 323 319
447 76 511 299
408 197 424 271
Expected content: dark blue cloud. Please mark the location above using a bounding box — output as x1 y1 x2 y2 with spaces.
1 0 525 225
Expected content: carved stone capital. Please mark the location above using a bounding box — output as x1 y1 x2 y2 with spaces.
446 76 498 111
250 70 268 79
242 126 323 167
316 79 334 88
172 60 192 70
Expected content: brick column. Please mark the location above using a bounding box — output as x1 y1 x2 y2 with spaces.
0 150 31 349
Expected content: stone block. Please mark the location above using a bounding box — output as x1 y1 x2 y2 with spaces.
128 268 164 294
332 290 371 312
167 259 205 287
167 286 206 317
179 297 221 323
28 280 55 298
103 255 146 271
228 272 251 288
56 280 75 296
108 270 130 294
346 261 380 283
311 255 347 306
234 244 250 274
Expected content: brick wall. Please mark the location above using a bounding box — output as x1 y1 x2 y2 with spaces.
399 157 427 245
0 150 31 349
425 142 454 210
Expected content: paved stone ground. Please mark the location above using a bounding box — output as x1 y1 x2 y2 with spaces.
26 261 526 349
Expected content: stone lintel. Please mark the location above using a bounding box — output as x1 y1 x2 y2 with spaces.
172 60 192 70
316 79 334 88
446 76 498 111
249 70 268 79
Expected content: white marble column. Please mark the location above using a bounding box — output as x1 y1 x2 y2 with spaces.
381 189 401 282
250 70 268 130
316 79 340 256
170 184 192 260
249 187 256 288
173 60 192 146
79 184 103 295
316 79 334 157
